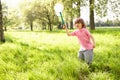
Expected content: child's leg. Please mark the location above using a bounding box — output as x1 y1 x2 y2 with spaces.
78 51 84 60
83 49 93 65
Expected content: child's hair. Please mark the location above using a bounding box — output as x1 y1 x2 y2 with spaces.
74 18 86 28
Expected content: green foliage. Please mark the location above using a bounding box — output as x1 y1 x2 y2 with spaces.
0 27 120 80
0 31 88 80
109 0 120 18
88 72 115 80
19 0 59 31
2 2 8 30
95 0 108 18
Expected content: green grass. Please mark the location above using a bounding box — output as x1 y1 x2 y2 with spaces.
0 28 120 80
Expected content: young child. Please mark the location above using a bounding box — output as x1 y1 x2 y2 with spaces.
63 18 95 65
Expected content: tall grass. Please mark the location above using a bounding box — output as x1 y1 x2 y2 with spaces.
0 28 120 80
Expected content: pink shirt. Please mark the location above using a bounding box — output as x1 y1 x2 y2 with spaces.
71 28 93 50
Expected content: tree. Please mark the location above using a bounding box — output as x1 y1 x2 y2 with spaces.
0 0 5 42
41 0 55 31
63 0 74 29
95 0 108 18
109 0 120 18
33 0 58 31
62 0 76 29
20 0 58 31
2 2 8 31
89 0 95 30
62 0 87 29
73 0 87 17
20 0 36 31
71 0 109 29
26 10 36 31
73 1 81 17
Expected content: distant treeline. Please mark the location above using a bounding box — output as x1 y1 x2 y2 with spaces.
95 19 120 27
57 19 120 29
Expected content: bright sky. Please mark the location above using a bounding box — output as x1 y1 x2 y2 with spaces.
1 0 21 8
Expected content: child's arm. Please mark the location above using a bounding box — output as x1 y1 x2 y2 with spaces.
63 25 72 36
90 34 95 48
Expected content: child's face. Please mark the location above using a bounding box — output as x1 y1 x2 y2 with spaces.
75 23 82 29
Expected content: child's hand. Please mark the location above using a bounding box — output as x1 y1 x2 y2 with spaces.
63 25 67 29
93 44 95 48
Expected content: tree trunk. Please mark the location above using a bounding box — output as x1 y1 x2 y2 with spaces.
89 0 95 30
30 21 33 31
49 23 52 31
42 22 46 30
0 0 5 42
76 1 81 17
70 20 73 29
69 0 73 29
4 26 7 31
47 14 52 31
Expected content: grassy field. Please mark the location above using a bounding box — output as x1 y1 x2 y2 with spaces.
0 28 120 80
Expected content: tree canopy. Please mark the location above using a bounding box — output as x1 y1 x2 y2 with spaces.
1 0 120 32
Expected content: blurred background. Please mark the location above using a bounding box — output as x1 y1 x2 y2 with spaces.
1 0 120 32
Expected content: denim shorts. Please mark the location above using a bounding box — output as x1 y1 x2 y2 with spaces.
78 49 93 65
